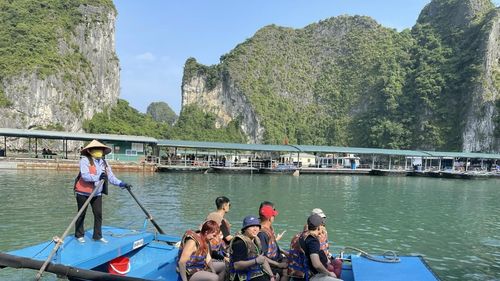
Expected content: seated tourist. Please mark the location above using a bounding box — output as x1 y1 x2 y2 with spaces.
177 220 225 281
205 196 233 260
229 215 275 281
299 214 342 281
258 205 288 280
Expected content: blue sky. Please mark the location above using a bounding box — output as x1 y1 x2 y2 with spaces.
113 0 498 114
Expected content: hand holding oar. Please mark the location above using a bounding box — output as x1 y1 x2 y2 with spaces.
125 186 165 234
34 180 104 281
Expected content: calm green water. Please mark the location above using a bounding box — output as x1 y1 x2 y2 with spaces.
1 170 500 280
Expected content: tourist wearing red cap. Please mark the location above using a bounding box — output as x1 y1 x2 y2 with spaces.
258 205 288 281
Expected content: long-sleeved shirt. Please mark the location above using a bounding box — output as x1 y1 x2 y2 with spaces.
77 157 123 196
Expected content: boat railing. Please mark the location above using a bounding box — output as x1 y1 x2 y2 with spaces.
210 161 264 168
158 159 211 167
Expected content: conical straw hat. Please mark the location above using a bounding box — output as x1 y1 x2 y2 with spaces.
81 139 112 155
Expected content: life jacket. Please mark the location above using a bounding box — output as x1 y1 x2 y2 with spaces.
318 228 330 257
228 233 264 281
209 218 230 258
299 232 331 279
287 231 310 280
210 233 225 257
74 157 108 195
177 230 209 277
318 228 342 277
260 225 279 260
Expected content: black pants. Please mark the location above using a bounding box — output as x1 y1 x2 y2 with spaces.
75 194 103 240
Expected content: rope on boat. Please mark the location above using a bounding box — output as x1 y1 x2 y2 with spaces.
341 246 400 263
32 241 54 259
103 229 144 238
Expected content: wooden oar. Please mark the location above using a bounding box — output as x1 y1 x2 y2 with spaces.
125 187 165 234
35 180 104 281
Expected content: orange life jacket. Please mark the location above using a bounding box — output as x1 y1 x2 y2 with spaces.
177 230 209 277
74 163 97 194
74 157 108 195
287 231 310 279
319 228 330 257
260 225 279 260
207 218 230 258
209 223 227 258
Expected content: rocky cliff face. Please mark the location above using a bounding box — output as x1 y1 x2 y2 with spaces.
182 68 264 143
0 4 119 147
462 8 500 152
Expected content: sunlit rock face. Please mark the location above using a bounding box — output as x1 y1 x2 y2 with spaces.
0 4 119 150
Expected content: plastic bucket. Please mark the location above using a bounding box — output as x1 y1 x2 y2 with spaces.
108 256 130 276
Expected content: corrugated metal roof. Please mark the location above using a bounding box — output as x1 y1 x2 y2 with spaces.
293 145 432 157
157 139 298 152
423 151 500 159
3 128 498 159
0 128 157 143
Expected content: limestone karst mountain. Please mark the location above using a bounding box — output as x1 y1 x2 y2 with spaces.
181 0 499 152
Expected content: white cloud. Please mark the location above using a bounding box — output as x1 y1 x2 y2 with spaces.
134 52 156 62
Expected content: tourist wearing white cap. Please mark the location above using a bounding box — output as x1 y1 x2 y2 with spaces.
299 214 342 280
73 139 132 243
310 208 343 278
311 208 329 256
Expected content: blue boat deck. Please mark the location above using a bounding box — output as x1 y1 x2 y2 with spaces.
7 226 180 280
347 255 439 281
9 227 153 268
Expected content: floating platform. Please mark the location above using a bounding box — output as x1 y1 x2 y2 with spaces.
211 166 259 174
259 164 298 175
439 171 492 180
407 170 496 179
369 169 409 176
156 165 209 173
299 168 370 175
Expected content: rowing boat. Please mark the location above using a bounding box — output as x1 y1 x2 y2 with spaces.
0 225 440 280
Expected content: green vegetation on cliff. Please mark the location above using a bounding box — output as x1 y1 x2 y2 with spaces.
172 105 246 143
217 17 416 148
83 100 169 138
184 0 499 151
146 101 178 125
0 0 115 81
0 88 12 107
83 100 246 143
